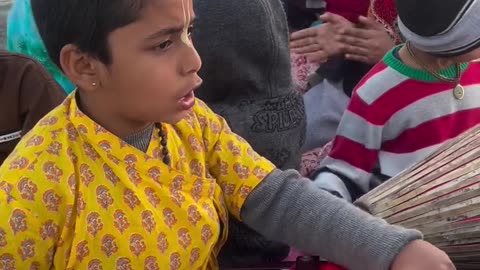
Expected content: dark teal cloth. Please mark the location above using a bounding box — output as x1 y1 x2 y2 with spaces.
7 0 75 93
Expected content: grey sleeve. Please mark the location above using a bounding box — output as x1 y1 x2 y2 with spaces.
241 169 422 270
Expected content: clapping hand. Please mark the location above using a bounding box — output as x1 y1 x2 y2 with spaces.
290 12 353 63
336 16 395 65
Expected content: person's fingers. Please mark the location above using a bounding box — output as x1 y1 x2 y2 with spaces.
291 44 323 54
340 26 371 39
305 51 329 63
336 34 369 48
345 53 370 64
290 36 317 49
290 28 316 41
319 12 350 26
344 43 369 56
358 15 384 30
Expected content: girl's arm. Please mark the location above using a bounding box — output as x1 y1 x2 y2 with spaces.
241 169 420 270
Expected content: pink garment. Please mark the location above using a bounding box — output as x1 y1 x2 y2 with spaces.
325 0 370 23
299 142 333 177
290 50 340 269
291 52 320 95
370 0 402 44
289 142 339 268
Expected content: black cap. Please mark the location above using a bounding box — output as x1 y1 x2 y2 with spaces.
396 0 474 36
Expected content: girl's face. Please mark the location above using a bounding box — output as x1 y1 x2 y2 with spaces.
89 0 202 126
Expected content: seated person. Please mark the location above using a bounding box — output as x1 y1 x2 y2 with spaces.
0 50 65 165
290 3 396 66
193 0 303 265
290 0 399 94
289 1 378 152
312 0 480 202
0 0 454 270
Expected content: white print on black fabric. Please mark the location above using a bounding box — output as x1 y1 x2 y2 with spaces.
251 95 304 133
0 131 21 143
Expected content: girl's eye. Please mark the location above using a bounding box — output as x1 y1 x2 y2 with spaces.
155 40 173 51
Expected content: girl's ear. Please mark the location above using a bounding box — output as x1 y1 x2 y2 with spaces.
59 44 104 92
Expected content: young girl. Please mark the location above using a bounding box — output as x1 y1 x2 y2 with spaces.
0 0 453 269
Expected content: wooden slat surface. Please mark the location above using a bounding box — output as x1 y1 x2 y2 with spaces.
354 125 480 264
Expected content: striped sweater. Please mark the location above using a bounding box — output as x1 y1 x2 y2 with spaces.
313 46 480 201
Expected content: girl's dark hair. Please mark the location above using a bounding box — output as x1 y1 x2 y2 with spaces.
31 0 147 67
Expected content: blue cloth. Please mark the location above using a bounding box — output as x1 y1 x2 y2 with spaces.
310 21 323 27
6 0 75 93
301 79 349 152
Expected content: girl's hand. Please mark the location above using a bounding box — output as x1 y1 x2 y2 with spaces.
392 240 456 270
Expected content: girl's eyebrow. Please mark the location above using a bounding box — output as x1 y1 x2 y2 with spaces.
145 17 197 41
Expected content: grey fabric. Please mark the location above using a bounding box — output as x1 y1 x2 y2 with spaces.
398 0 480 55
193 0 305 265
306 0 326 8
193 0 306 171
242 169 423 270
313 170 352 202
123 124 154 153
302 79 349 152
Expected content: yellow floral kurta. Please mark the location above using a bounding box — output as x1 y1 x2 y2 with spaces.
0 94 275 270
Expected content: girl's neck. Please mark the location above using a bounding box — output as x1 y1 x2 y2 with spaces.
76 91 152 138
398 44 456 71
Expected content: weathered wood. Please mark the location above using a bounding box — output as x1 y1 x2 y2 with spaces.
355 125 480 264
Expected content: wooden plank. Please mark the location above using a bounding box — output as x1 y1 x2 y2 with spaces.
441 243 480 254
370 154 480 216
427 230 480 245
356 125 480 207
394 198 480 228
384 189 480 224
433 236 480 247
424 222 480 238
354 125 480 265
